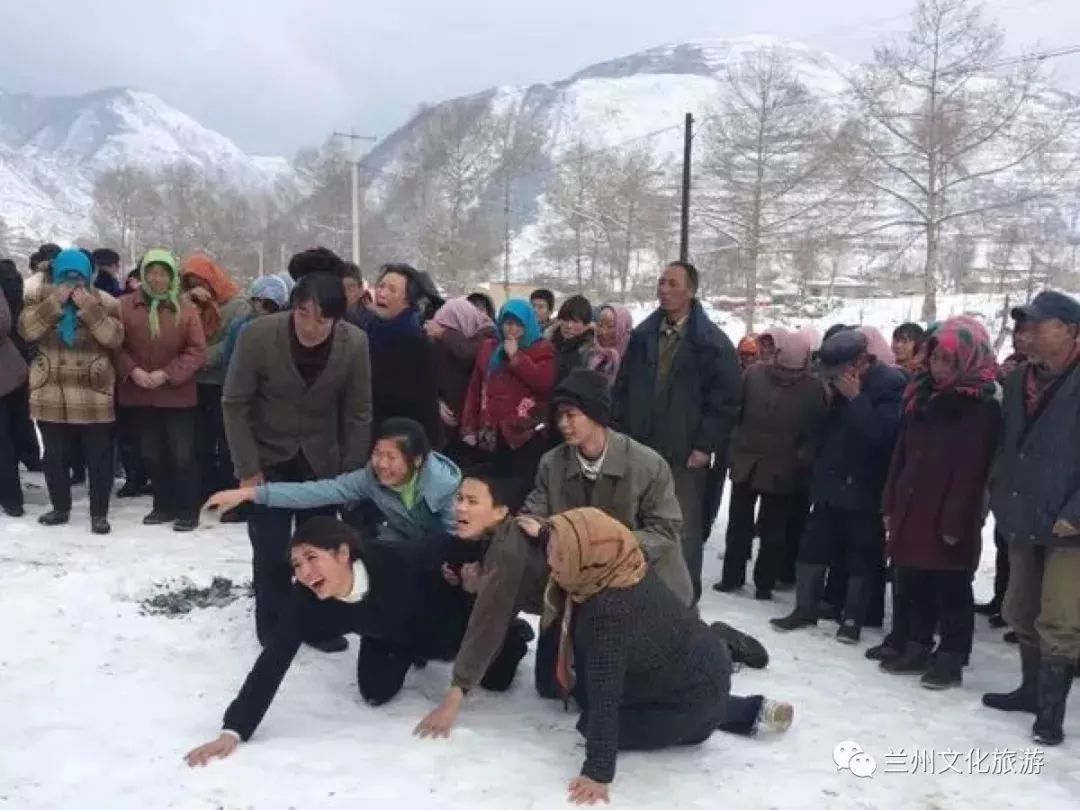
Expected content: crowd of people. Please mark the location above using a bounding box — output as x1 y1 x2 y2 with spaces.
2 242 1079 802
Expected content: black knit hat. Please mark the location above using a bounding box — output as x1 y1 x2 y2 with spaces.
551 369 612 427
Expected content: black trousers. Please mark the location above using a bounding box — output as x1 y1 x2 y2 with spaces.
196 384 235 498
0 388 25 511
702 456 729 545
356 617 535 706
883 569 911 651
136 407 200 520
992 530 1010 608
895 567 974 656
116 405 148 489
8 383 40 471
722 483 806 592
800 503 885 626
574 688 763 749
781 491 809 584
248 502 339 645
39 421 113 517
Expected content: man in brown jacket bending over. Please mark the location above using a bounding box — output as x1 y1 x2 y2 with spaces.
222 268 372 651
414 370 767 738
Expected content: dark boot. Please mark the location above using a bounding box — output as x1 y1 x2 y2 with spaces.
770 563 825 632
881 641 932 673
865 643 902 663
710 621 769 669
974 597 1001 616
91 517 111 535
836 577 866 645
142 510 175 526
713 558 746 593
983 645 1040 714
38 510 70 526
921 651 964 690
1032 657 1074 746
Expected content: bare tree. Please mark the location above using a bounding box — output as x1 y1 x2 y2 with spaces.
850 0 1078 320
0 216 11 259
540 140 607 290
91 165 158 261
700 47 858 331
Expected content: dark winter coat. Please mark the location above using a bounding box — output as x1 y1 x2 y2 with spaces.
810 362 905 511
571 570 732 784
222 312 372 481
368 312 441 446
461 337 557 450
523 430 693 606
0 261 30 361
883 392 1002 571
728 365 827 494
612 300 741 465
434 325 496 431
115 292 207 409
552 330 596 386
991 359 1080 550
221 549 464 741
0 294 28 398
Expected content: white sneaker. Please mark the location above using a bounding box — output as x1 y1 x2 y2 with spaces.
756 699 794 733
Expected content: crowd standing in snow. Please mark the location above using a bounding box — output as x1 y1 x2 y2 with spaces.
2 243 1080 802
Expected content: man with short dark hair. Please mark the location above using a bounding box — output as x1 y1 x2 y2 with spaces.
612 261 742 602
891 322 927 376
223 266 372 649
91 248 123 297
530 288 555 333
983 290 1080 746
342 262 375 330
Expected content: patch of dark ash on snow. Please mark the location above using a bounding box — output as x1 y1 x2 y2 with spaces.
139 576 252 616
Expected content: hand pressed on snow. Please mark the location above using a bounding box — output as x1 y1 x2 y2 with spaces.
184 732 238 767
568 776 609 805
414 688 464 739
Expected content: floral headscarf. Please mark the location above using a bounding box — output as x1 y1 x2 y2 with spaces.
903 316 999 415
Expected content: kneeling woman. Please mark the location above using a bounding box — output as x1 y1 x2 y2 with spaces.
186 517 424 766
207 417 459 563
543 508 794 805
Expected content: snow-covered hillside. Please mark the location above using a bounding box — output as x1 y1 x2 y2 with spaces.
0 88 297 242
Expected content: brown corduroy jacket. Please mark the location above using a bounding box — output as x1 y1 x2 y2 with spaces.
18 274 124 424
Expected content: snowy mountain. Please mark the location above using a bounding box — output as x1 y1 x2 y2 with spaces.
0 87 296 243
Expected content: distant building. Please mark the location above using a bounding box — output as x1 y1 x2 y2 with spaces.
804 276 881 299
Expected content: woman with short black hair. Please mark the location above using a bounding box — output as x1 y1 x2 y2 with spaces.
184 517 461 767
551 294 596 385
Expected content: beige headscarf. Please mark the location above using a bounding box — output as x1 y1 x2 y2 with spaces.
540 507 647 697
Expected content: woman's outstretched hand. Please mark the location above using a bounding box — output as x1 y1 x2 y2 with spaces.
184 732 239 767
204 488 256 515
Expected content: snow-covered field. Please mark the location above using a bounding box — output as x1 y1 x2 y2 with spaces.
3 469 1080 810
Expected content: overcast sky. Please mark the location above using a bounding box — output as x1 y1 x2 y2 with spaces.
2 0 1078 156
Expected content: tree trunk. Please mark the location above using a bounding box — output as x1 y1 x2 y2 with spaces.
921 220 940 323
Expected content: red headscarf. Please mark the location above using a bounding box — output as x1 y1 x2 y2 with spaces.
903 316 999 414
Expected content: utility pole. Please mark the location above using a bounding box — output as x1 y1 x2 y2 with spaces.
679 112 693 263
332 130 378 263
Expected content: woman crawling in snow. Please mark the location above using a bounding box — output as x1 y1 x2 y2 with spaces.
541 508 794 805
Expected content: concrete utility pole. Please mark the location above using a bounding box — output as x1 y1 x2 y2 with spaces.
332 130 378 263
679 112 693 263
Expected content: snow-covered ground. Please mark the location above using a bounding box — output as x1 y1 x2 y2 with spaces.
3 470 1079 810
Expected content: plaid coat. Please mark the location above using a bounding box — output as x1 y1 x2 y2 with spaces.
17 274 124 424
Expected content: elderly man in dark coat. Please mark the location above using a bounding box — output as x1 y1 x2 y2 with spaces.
770 328 905 643
983 291 1080 746
612 261 741 602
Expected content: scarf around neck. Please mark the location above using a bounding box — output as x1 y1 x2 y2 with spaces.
139 249 182 339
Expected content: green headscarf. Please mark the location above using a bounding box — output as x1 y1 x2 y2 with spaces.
139 249 181 339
